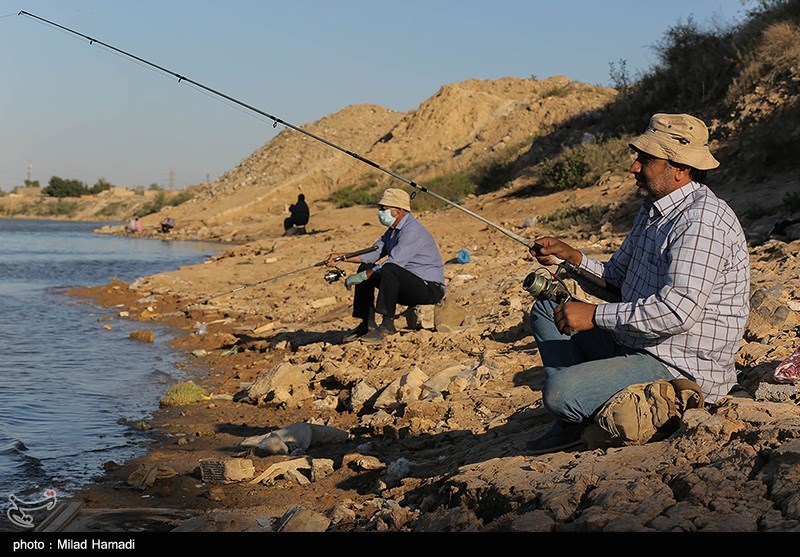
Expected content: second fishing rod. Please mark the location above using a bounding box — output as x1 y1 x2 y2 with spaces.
19 10 620 301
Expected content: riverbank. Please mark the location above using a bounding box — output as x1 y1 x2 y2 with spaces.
42 179 800 533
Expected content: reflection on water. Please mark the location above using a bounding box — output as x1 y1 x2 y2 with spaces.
0 219 220 500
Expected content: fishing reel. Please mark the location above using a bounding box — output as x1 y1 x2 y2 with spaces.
522 268 571 303
324 268 347 283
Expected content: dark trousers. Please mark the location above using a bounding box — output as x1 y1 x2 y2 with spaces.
352 262 444 322
284 215 308 230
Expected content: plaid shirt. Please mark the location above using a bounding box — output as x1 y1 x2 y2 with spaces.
584 182 750 403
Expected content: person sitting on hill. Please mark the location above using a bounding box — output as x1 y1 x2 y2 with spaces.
283 193 310 234
160 217 175 233
524 113 750 454
325 188 446 343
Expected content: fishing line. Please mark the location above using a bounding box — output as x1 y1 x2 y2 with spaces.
17 10 620 299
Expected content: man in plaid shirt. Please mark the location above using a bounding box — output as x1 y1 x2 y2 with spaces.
525 113 750 454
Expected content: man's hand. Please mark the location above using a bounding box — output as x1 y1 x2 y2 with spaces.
344 271 368 290
554 301 597 335
325 253 345 267
529 237 583 267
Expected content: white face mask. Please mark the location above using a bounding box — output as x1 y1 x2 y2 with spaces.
378 209 395 227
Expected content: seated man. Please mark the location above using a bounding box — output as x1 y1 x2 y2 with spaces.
525 113 750 454
283 193 309 234
326 188 446 343
160 217 175 233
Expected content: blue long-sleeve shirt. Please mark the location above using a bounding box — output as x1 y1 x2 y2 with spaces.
359 213 445 288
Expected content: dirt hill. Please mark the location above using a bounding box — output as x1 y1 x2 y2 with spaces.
83 75 615 242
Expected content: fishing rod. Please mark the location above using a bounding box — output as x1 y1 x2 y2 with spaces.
18 11 620 300
182 246 379 310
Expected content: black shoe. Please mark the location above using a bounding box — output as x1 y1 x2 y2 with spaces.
525 421 586 455
342 322 369 343
359 323 396 344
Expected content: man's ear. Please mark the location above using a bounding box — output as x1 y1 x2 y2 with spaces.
673 163 692 182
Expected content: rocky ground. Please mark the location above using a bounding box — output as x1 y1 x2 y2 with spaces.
53 169 800 533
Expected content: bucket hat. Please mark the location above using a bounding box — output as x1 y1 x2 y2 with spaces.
629 113 719 170
378 188 411 212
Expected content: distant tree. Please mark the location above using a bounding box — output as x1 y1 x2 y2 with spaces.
148 183 163 191
42 176 89 198
609 58 631 96
89 178 114 194
23 179 40 188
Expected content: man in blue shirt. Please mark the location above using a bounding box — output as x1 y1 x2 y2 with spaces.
326 188 446 343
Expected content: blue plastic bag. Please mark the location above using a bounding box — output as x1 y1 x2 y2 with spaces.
456 249 470 264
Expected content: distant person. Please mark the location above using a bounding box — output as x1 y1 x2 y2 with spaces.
325 188 446 343
160 217 175 234
125 217 137 234
134 217 142 233
524 113 750 454
283 193 310 234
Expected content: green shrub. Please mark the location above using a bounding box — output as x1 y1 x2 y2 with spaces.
159 381 207 407
541 204 608 230
540 137 633 192
134 191 168 217
328 176 385 208
39 199 80 217
475 160 517 195
95 202 124 217
43 176 89 198
540 151 588 192
89 178 114 195
168 190 193 206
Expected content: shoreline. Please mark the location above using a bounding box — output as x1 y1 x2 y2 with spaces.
14 204 800 533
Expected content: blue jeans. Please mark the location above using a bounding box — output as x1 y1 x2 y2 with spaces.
529 299 673 424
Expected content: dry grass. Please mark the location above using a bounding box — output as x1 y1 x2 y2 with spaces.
160 381 208 407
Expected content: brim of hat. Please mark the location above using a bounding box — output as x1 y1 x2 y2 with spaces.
630 133 719 171
377 196 411 211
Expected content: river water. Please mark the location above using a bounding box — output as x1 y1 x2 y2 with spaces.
0 219 220 501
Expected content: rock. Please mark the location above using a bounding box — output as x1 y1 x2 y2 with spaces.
329 505 357 525
313 395 339 410
103 460 121 472
349 381 377 411
508 510 555 532
311 458 335 482
343 454 386 471
238 362 308 404
385 457 414 482
311 296 337 309
746 288 793 341
129 330 155 343
434 297 466 332
373 367 430 410
421 364 469 398
277 506 330 532
199 458 255 482
754 383 800 403
403 305 435 330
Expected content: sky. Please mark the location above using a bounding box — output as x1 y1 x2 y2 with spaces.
0 1 751 191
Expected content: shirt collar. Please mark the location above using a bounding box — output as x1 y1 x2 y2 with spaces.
392 212 411 230
651 181 700 216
